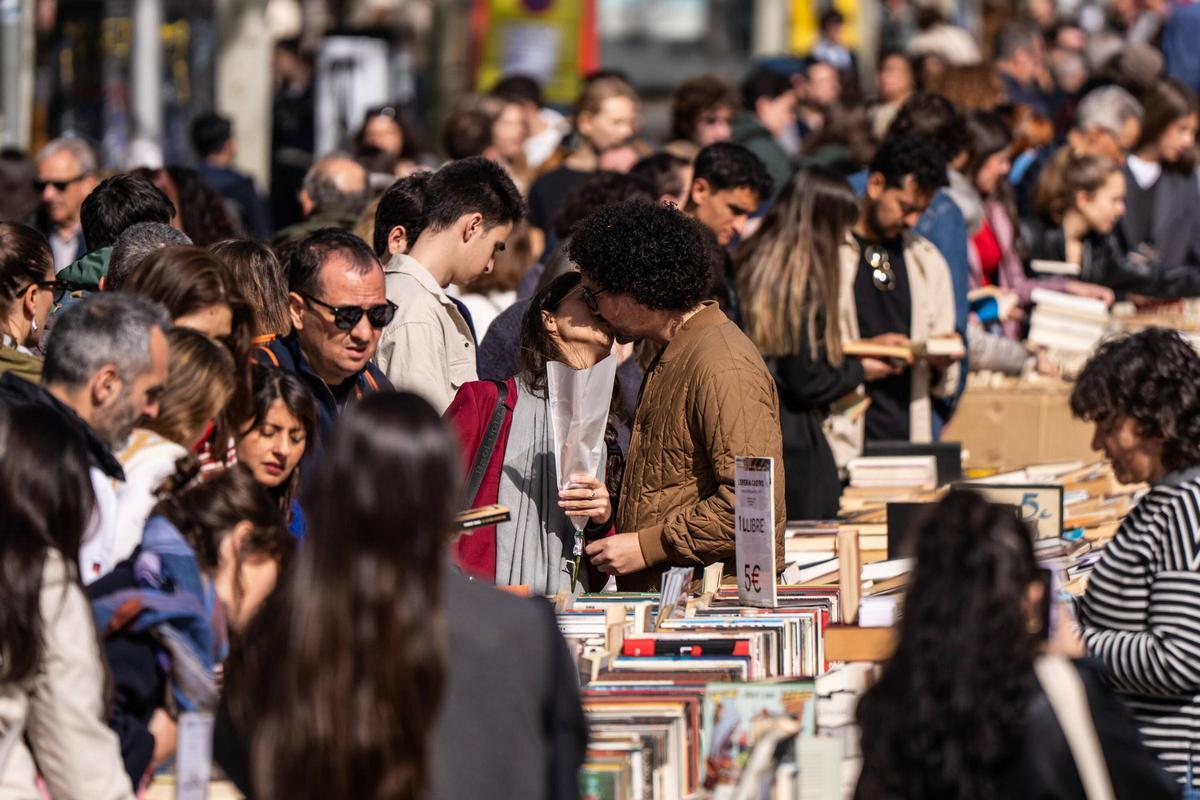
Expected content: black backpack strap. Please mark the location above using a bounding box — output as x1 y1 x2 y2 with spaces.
463 380 510 506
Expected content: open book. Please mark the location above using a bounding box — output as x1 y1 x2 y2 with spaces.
842 334 965 363
455 504 511 530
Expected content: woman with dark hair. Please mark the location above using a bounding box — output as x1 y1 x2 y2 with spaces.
735 167 873 519
166 166 241 245
218 392 586 800
446 271 617 593
235 366 317 534
0 221 60 381
0 405 134 798
356 104 425 177
1065 327 1200 787
91 465 292 789
855 491 1174 799
209 239 292 343
114 327 236 561
1120 79 1200 268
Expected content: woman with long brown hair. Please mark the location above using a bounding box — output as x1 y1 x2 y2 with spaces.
209 239 291 345
218 392 586 799
736 167 886 519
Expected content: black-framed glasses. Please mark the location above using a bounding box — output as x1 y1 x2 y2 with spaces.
864 246 897 292
580 286 607 314
34 173 90 193
300 293 397 331
16 278 67 297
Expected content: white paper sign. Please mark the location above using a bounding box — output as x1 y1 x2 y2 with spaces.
175 711 214 800
735 456 777 608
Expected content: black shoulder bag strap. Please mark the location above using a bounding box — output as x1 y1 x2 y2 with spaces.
464 380 510 506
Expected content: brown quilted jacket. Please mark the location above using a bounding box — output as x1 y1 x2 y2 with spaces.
617 302 787 591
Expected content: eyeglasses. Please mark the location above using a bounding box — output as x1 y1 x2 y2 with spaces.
16 278 67 297
34 173 90 193
580 286 607 315
864 246 897 292
300 293 397 331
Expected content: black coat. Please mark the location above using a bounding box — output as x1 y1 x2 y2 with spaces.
215 565 587 800
1118 164 1200 270
769 326 864 521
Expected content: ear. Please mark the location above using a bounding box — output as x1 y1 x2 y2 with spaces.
690 177 712 206
577 110 594 139
98 276 107 292
1074 188 1091 210
754 96 772 120
387 225 408 256
462 212 485 243
90 363 122 408
866 172 886 200
288 291 306 332
221 520 255 565
541 308 559 337
298 189 314 217
22 286 38 318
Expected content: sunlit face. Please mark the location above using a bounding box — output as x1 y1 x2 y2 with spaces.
974 149 1012 197
877 54 914 103
454 221 513 285
691 181 760 246
1076 171 1126 235
175 303 233 339
578 273 650 346
491 103 528 163
363 115 404 158
290 257 387 386
865 173 933 240
1158 113 1199 165
579 96 639 152
94 326 169 448
236 399 307 488
543 285 613 369
213 526 280 635
1091 415 1166 484
694 106 734 147
806 63 841 108
37 149 95 228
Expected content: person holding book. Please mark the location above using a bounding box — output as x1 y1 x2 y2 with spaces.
826 136 962 467
736 167 893 520
571 199 785 590
855 491 1174 798
1060 327 1200 788
445 272 619 593
217 392 586 800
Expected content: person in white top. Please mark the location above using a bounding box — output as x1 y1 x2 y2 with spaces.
374 156 524 413
114 328 235 562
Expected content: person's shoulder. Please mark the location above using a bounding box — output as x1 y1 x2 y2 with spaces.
442 569 558 651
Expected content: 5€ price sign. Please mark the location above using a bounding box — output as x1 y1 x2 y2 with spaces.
735 456 777 608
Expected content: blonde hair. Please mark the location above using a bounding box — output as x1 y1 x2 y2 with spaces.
145 327 236 448
1032 149 1120 223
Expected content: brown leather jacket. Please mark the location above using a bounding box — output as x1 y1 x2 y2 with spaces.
617 302 786 591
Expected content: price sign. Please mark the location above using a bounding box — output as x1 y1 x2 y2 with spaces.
954 483 1064 540
735 456 777 608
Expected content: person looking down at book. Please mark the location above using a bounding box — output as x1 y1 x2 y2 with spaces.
570 199 785 590
1058 328 1200 788
445 272 619 593
1025 150 1200 299
855 491 1174 799
216 392 587 800
827 135 962 467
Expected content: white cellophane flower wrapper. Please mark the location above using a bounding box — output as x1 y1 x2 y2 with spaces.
546 355 618 533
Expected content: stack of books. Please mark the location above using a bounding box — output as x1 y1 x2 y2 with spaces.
1027 288 1110 354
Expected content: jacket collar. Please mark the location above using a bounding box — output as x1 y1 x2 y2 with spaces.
656 302 726 364
277 332 365 398
0 372 125 480
385 253 455 306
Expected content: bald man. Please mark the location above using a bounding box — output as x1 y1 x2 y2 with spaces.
273 154 370 245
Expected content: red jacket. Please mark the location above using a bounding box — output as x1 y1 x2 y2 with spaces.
444 377 615 585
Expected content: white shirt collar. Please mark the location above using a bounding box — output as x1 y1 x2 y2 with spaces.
1127 155 1162 190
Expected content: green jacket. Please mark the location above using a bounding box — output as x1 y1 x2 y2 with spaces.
273 204 362 245
730 111 795 199
59 247 113 292
0 344 43 383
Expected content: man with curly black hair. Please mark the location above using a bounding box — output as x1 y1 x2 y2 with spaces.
827 135 961 466
569 199 785 590
686 143 774 248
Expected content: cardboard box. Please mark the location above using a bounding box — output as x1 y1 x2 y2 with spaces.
943 384 1097 471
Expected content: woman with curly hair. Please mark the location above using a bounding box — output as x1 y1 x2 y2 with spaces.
1064 327 1200 787
855 491 1173 799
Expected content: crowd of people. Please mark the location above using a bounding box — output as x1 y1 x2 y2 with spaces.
4 3 1200 797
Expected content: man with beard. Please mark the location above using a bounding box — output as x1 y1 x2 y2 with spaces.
0 293 170 583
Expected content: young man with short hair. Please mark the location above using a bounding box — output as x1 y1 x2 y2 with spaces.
374 156 524 413
731 67 797 194
571 199 785 590
191 111 271 238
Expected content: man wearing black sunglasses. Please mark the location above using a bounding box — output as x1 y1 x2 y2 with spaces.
256 229 392 460
35 138 99 271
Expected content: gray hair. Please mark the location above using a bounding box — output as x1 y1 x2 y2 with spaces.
1076 86 1144 137
107 222 193 291
43 293 170 388
36 136 99 175
301 153 368 211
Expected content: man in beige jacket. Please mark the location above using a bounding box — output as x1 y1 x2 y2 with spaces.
827 135 963 467
374 157 524 414
571 200 786 591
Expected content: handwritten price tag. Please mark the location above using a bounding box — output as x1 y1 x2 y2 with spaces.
735 456 777 608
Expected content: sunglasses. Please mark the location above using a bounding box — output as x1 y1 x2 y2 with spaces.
580 286 608 315
34 173 90 193
16 278 68 297
864 246 897 292
301 293 397 331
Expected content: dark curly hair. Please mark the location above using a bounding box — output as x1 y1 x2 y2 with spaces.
692 142 774 199
567 199 716 312
551 171 653 240
869 134 948 193
670 75 739 143
1070 327 1200 472
855 491 1041 800
166 166 240 246
887 92 967 163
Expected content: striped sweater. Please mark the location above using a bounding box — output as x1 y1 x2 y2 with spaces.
1078 471 1200 786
